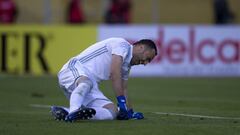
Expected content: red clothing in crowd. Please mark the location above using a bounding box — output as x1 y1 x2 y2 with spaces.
67 0 85 23
0 0 17 23
105 0 131 24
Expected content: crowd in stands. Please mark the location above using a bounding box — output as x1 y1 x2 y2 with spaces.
0 0 236 24
0 0 17 23
65 0 131 24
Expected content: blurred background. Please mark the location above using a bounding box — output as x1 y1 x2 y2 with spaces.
1 0 239 24
1 1 240 135
0 0 240 76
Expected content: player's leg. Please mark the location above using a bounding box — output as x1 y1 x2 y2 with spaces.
83 86 117 120
50 106 69 121
65 76 97 122
51 68 73 121
85 97 117 120
69 76 93 112
53 67 96 121
51 103 115 121
91 102 117 120
50 86 71 121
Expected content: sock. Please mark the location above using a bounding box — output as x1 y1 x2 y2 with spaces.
69 82 91 113
61 106 69 113
91 107 116 120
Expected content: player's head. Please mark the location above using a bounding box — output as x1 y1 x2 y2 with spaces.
131 39 157 66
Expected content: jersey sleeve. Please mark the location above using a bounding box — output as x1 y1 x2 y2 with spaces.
109 38 131 80
122 67 131 80
111 41 130 61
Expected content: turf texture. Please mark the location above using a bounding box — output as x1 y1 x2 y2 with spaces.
0 75 240 135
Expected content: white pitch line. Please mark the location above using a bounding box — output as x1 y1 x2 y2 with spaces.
29 104 52 109
30 104 240 121
153 112 240 120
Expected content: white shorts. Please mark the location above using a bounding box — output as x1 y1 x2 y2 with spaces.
58 59 113 108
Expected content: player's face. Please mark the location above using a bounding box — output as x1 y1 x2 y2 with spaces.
131 47 156 66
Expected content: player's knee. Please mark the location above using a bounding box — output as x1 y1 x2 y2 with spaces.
103 103 117 120
73 77 93 94
107 109 117 120
76 76 93 89
96 108 117 120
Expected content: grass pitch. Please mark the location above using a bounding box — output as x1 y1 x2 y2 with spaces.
0 75 240 135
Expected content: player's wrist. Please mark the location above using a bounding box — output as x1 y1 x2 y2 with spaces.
117 95 128 112
128 108 134 113
117 95 126 103
128 108 134 118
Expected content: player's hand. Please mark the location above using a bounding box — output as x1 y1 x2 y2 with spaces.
116 96 129 120
116 109 129 120
132 112 144 119
117 96 128 112
128 109 144 120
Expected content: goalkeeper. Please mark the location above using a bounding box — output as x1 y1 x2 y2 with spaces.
51 37 157 122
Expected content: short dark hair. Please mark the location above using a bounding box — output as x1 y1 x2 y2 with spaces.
133 39 158 55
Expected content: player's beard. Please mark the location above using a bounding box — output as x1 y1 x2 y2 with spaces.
130 54 141 66
130 57 136 66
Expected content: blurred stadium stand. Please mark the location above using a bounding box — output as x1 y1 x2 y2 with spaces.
13 0 240 24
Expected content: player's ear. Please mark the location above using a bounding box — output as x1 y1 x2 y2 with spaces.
140 44 146 52
139 44 145 51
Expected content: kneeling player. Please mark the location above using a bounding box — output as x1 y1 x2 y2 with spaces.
50 38 157 121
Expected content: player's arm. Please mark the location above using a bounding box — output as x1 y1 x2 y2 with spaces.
110 54 124 96
110 54 129 120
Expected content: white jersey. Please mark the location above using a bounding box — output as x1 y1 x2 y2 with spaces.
60 38 133 82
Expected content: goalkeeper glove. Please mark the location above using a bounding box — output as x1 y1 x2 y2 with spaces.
116 96 129 120
128 109 144 120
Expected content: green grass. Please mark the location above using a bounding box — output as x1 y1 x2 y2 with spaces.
0 75 240 135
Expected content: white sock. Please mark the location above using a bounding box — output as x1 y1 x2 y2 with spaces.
91 107 116 120
69 82 91 113
61 106 69 113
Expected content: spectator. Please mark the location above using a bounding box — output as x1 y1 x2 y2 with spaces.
213 0 235 24
67 0 85 24
0 0 17 24
105 0 131 24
